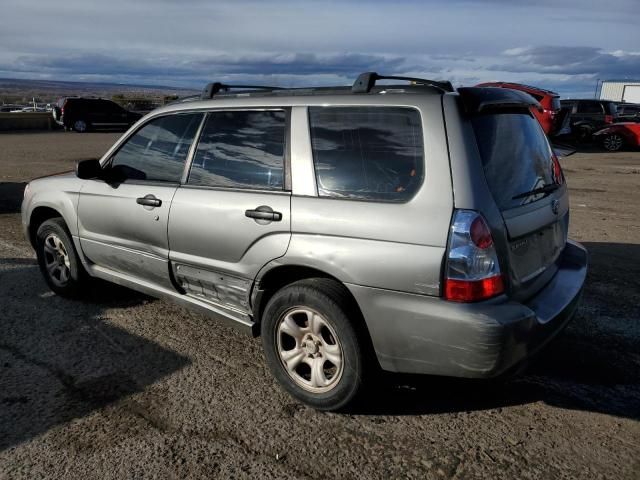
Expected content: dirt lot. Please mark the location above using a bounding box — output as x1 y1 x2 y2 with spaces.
0 131 638 479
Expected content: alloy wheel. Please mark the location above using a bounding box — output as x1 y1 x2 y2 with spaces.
276 307 344 393
603 134 623 151
74 120 87 132
43 233 71 287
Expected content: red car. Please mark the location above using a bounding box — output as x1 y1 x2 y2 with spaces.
475 82 561 135
593 123 640 151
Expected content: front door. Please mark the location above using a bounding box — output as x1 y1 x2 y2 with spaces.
78 112 204 288
168 109 291 313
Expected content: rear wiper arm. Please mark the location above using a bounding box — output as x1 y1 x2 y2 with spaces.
512 183 560 200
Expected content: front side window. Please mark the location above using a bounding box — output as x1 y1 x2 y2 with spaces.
308 106 424 202
110 113 203 182
188 110 286 190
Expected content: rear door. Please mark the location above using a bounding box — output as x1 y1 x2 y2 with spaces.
470 110 568 299
78 112 203 288
575 100 604 128
168 109 291 313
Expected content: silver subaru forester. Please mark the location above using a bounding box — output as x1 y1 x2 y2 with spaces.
22 73 588 411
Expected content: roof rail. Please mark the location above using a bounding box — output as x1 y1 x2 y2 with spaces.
201 82 285 99
352 72 454 94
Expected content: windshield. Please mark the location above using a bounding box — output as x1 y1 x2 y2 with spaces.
471 112 557 210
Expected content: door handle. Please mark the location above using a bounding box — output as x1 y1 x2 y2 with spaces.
136 195 162 207
245 206 282 222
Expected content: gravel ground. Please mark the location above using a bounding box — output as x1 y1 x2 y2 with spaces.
0 131 638 479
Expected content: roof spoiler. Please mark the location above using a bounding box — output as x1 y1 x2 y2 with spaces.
201 82 285 99
352 72 455 94
458 87 542 113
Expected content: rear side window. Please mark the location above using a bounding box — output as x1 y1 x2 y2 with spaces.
471 112 556 210
188 110 286 190
308 106 424 202
577 102 603 114
110 113 203 182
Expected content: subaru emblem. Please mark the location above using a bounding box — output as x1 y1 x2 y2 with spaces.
551 199 560 215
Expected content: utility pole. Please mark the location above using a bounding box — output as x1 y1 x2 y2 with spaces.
593 79 600 99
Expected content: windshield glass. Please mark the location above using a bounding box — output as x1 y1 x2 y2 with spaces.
471 112 556 210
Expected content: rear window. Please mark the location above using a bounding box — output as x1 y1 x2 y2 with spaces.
551 97 561 111
308 106 424 202
471 112 556 210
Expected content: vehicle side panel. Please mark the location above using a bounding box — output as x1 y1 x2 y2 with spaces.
277 97 453 296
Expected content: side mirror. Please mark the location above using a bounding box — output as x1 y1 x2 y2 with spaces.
75 159 102 179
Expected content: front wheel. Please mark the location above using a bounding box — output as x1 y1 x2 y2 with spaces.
261 278 366 411
35 218 88 298
602 133 625 152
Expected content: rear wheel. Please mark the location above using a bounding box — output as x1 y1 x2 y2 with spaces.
602 133 624 152
35 218 87 298
73 119 88 133
576 125 593 144
261 278 366 411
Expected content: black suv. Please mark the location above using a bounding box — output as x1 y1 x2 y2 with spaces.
616 103 640 122
52 97 142 132
557 99 618 141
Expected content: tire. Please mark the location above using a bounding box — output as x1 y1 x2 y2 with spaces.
35 218 88 298
576 125 593 144
261 278 366 411
73 119 88 133
602 133 625 152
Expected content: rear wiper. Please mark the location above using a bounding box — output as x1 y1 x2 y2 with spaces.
512 183 560 200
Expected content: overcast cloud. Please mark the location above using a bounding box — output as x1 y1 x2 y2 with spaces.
2 0 639 97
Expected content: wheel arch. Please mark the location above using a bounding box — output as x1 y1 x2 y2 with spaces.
28 206 67 248
252 263 380 367
253 265 365 327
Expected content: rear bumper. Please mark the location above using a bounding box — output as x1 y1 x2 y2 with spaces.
347 240 588 378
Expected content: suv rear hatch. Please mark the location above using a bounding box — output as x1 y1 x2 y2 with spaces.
459 87 568 300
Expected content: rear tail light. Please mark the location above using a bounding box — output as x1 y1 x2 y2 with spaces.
604 115 614 124
444 210 504 302
551 153 564 185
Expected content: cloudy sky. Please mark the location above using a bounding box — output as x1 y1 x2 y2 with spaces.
2 0 639 97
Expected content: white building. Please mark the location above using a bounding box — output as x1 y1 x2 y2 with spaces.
599 80 640 103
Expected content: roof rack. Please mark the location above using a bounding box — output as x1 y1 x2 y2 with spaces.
201 82 285 99
352 72 454 94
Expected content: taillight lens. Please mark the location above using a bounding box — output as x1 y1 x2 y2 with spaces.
551 153 564 185
444 210 504 302
604 115 613 124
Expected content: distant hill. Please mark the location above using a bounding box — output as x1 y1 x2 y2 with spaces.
0 77 198 104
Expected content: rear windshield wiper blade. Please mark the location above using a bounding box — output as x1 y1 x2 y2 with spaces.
512 183 560 200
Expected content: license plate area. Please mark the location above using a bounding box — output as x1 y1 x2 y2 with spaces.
509 222 565 282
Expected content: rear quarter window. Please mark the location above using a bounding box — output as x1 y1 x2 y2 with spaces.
577 102 603 114
308 106 424 202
